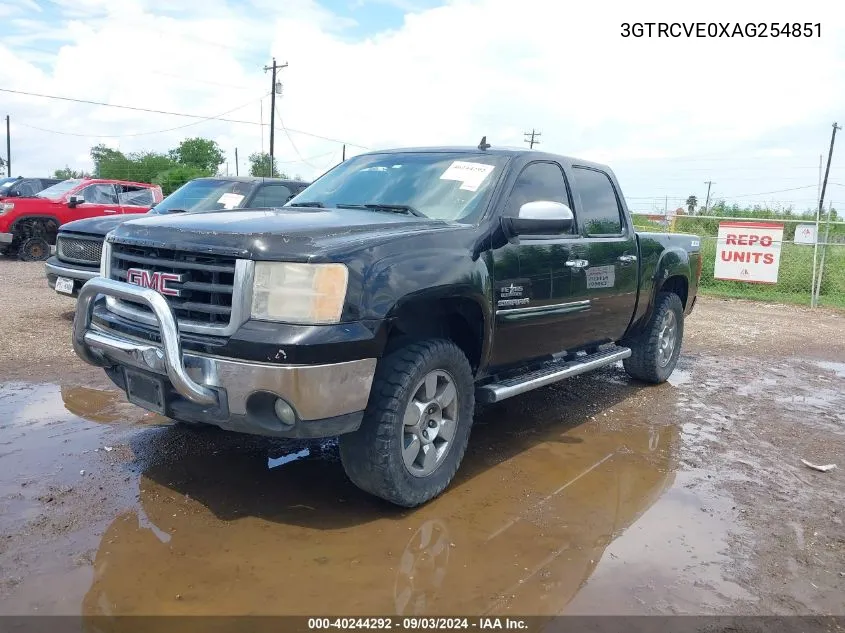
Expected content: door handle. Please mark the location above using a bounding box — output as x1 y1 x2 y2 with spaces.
565 259 589 269
618 254 637 264
104 209 117 214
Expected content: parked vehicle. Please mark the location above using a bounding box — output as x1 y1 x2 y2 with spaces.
0 178 163 261
0 177 62 200
71 143 702 507
45 176 310 297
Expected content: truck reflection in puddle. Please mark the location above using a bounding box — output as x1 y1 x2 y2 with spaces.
61 385 168 425
80 401 678 617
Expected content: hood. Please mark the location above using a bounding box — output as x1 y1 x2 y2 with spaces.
60 214 148 237
109 207 458 261
0 196 57 209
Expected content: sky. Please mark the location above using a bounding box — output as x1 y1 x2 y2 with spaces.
1 0 844 215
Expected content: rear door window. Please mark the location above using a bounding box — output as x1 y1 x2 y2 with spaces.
251 184 293 208
118 185 154 207
571 167 625 236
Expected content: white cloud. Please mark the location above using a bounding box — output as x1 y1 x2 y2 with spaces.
1 0 844 206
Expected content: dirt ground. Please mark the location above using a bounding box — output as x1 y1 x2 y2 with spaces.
0 260 843 618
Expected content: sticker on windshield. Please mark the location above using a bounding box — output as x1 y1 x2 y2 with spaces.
439 161 495 192
217 192 245 209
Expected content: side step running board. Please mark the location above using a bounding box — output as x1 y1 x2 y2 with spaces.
476 347 632 404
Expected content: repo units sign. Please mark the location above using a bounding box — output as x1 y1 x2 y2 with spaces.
714 221 784 284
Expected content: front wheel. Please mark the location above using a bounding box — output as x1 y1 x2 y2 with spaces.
339 339 475 507
18 237 51 261
623 291 684 384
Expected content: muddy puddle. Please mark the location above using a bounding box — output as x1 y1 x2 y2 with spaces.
0 361 762 617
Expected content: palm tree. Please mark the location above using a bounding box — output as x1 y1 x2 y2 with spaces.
685 195 698 215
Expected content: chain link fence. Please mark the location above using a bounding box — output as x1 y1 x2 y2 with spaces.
632 213 845 309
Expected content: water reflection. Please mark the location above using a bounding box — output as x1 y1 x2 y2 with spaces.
80 389 679 616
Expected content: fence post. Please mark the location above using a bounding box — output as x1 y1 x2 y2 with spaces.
813 202 834 307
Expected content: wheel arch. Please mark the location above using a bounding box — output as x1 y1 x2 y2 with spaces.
384 291 489 376
10 214 62 243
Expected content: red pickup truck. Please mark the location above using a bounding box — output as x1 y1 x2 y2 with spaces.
0 178 163 260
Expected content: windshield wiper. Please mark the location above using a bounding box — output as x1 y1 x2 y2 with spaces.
336 203 426 218
288 201 324 208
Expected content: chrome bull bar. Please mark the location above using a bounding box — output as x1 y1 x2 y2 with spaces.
73 277 218 406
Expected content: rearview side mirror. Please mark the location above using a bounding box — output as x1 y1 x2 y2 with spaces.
67 194 84 208
505 200 574 236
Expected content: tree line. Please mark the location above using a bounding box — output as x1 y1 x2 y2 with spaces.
52 138 299 194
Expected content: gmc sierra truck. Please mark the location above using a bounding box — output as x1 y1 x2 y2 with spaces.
71 143 701 507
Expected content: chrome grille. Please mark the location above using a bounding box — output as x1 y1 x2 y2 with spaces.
107 242 248 333
57 235 103 265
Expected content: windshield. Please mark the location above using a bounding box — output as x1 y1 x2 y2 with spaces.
288 152 508 223
0 177 19 190
149 179 255 214
37 179 83 200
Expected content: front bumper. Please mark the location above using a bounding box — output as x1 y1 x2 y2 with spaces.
45 257 100 296
0 232 12 245
73 277 377 438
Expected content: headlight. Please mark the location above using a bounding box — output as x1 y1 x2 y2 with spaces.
0 202 13 214
251 262 348 324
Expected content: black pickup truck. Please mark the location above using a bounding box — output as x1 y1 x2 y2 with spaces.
71 144 702 507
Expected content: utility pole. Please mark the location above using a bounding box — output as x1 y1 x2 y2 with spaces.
5 115 10 176
704 181 715 214
263 57 288 177
524 129 541 149
342 144 346 161
812 122 841 307
234 147 239 176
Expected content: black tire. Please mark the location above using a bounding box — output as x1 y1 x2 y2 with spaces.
623 291 684 384
339 339 475 508
18 237 51 261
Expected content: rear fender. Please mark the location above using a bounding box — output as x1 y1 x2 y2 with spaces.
626 246 690 339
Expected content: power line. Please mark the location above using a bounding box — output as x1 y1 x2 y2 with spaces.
276 112 319 169
727 184 821 198
1 86 369 148
9 43 257 91
15 95 267 138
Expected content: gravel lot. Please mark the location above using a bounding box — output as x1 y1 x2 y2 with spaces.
0 259 843 618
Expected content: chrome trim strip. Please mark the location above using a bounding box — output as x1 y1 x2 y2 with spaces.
105 257 255 336
476 348 632 403
497 299 590 315
74 277 218 406
45 261 99 281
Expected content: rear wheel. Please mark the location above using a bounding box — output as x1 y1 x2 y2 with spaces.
623 291 684 384
339 339 474 507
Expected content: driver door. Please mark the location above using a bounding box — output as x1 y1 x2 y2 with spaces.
489 161 588 367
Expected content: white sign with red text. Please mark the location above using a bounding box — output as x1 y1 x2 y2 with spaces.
714 221 784 284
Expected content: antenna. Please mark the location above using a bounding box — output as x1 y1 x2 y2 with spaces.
478 136 490 151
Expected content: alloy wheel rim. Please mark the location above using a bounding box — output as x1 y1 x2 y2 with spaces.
402 370 459 477
657 310 677 367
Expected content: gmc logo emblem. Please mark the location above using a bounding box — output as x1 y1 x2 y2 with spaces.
126 268 184 297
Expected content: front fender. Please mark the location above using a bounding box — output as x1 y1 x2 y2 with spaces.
363 248 492 321
361 248 494 369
